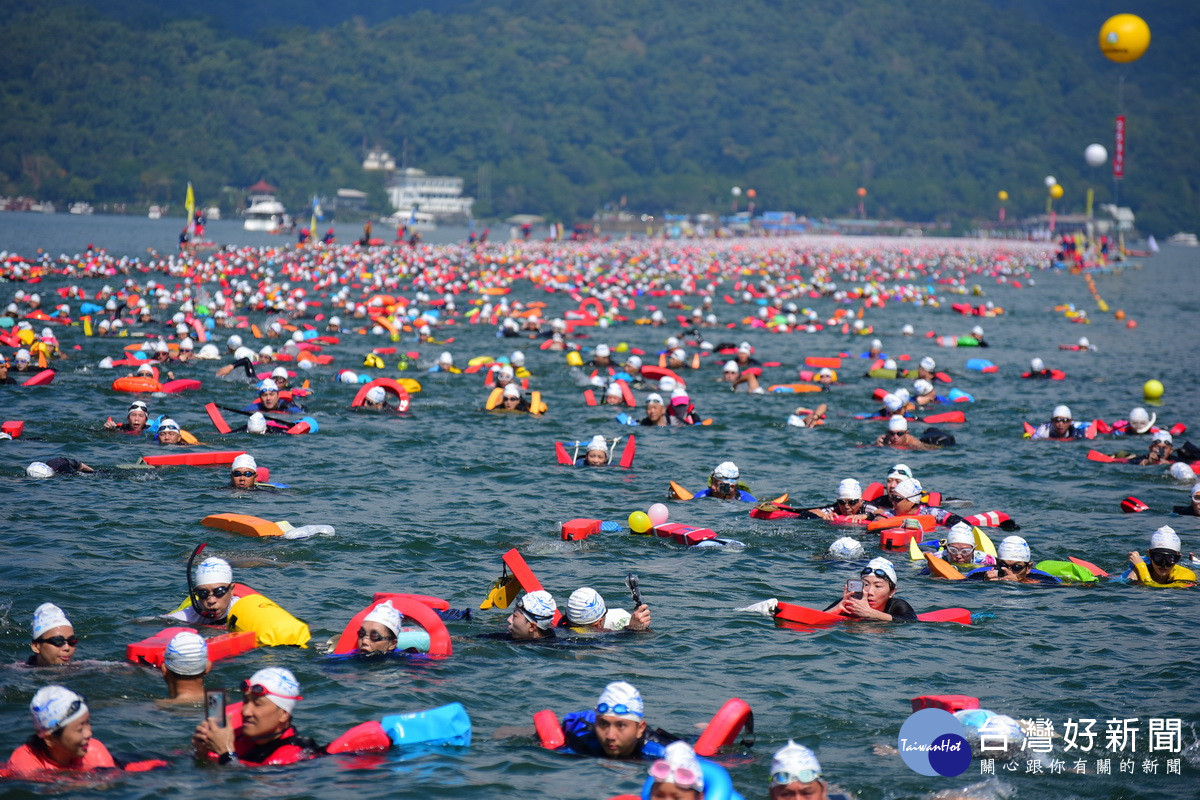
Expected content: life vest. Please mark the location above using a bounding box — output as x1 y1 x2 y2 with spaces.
3 738 116 777
1122 561 1197 588
170 584 311 647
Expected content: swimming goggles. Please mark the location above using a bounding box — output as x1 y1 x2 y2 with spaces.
35 634 79 647
649 760 701 789
771 768 822 785
946 544 975 556
230 469 257 478
860 567 895 586
997 561 1029 572
596 702 642 717
193 584 233 601
242 680 302 702
356 629 396 643
1148 549 1181 566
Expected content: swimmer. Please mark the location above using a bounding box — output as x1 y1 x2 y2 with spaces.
155 418 184 445
587 343 615 370
584 436 611 466
787 403 827 428
873 415 935 450
497 382 531 412
968 324 988 346
1023 357 1054 379
560 587 651 632
558 681 670 759
1172 482 1200 517
506 590 558 641
810 479 884 523
1126 526 1196 587
814 367 836 386
769 740 831 800
160 631 210 703
169 556 238 624
1128 430 1176 465
354 601 401 654
872 478 967 528
0 355 16 384
966 536 1060 583
103 400 151 433
826 537 867 561
603 382 625 406
646 741 706 800
825 557 918 621
691 462 756 502
192 667 322 766
726 361 764 394
911 379 938 407
26 458 94 478
3 687 117 776
269 365 291 390
1118 406 1156 435
228 453 259 490
640 393 675 426
359 385 390 410
1029 405 1089 440
27 603 78 667
245 379 304 414
733 342 760 368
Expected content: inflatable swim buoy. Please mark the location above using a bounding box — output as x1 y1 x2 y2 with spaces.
141 450 246 467
351 378 411 412
22 369 56 387
201 513 287 538
693 698 753 756
330 594 452 657
911 695 980 713
113 376 162 393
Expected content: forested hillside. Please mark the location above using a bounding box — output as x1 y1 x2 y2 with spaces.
2 0 1196 233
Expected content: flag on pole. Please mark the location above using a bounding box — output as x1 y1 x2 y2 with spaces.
185 182 195 236
309 195 322 245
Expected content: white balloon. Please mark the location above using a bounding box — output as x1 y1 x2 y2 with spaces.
1085 144 1108 168
1044 175 1057 187
731 186 742 196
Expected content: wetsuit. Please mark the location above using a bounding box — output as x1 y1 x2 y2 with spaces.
1029 422 1089 440
44 457 88 475
558 710 675 759
639 416 678 427
243 398 305 414
1171 504 1199 517
218 727 322 766
822 596 918 621
225 357 257 379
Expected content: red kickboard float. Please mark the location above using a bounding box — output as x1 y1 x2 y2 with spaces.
141 450 246 467
330 593 452 657
351 378 411 412
206 403 233 434
160 378 202 393
775 601 971 628
501 549 563 625
640 365 686 386
127 627 256 667
2 420 25 438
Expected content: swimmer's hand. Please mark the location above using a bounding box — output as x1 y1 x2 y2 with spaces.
627 604 651 631
735 599 778 616
1128 550 1143 571
193 716 235 759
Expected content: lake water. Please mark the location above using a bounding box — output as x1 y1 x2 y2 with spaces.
1 215 1198 799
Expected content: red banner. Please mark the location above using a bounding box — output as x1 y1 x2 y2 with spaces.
1113 115 1125 179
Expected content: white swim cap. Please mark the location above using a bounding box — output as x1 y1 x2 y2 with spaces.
626 355 642 369
888 463 913 480
893 477 921 501
947 522 975 545
888 415 909 432
901 324 914 335
1052 405 1072 420
32 603 72 639
971 325 984 337
596 680 643 719
1150 526 1180 553
883 393 902 412
723 360 739 373
586 435 609 454
246 667 302 713
871 339 883 350
363 600 402 637
271 366 288 379
231 453 257 472
26 462 55 479
365 386 387 404
605 383 622 398
158 418 180 432
502 383 521 399
198 344 219 360
339 370 359 384
136 362 154 376
567 587 607 626
920 357 936 371
227 334 242 350
234 346 256 362
913 379 933 396
771 740 822 784
1030 357 1045 372
651 741 705 791
1128 407 1155 433
164 631 209 676
646 393 664 405
865 556 898 586
1078 336 1091 348
246 413 267 434
194 556 233 585
658 376 677 393
829 537 865 560
1167 462 1194 482
595 344 611 357
30 686 88 734
438 351 453 365
670 348 686 361
713 461 740 481
510 350 525 366
180 337 194 351
517 590 558 630
883 358 897 371
155 339 169 353
257 378 278 393
997 536 1031 562
1152 430 1173 444
837 478 862 500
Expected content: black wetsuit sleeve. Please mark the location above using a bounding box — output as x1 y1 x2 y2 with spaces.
45 456 83 474
884 597 919 621
231 357 256 378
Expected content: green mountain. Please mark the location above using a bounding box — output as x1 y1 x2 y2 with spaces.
1 0 1196 234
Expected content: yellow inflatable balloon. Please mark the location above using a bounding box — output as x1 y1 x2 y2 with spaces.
997 190 1008 202
1099 14 1150 64
1049 184 1064 199
628 511 652 534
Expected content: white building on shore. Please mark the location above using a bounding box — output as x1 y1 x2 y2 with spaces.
385 168 474 223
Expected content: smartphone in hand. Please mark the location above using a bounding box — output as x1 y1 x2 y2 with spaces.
205 689 227 728
845 579 864 599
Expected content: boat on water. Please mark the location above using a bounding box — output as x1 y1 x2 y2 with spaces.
68 202 94 215
385 167 474 225
382 208 437 232
148 205 164 219
242 180 288 233
1167 232 1198 247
